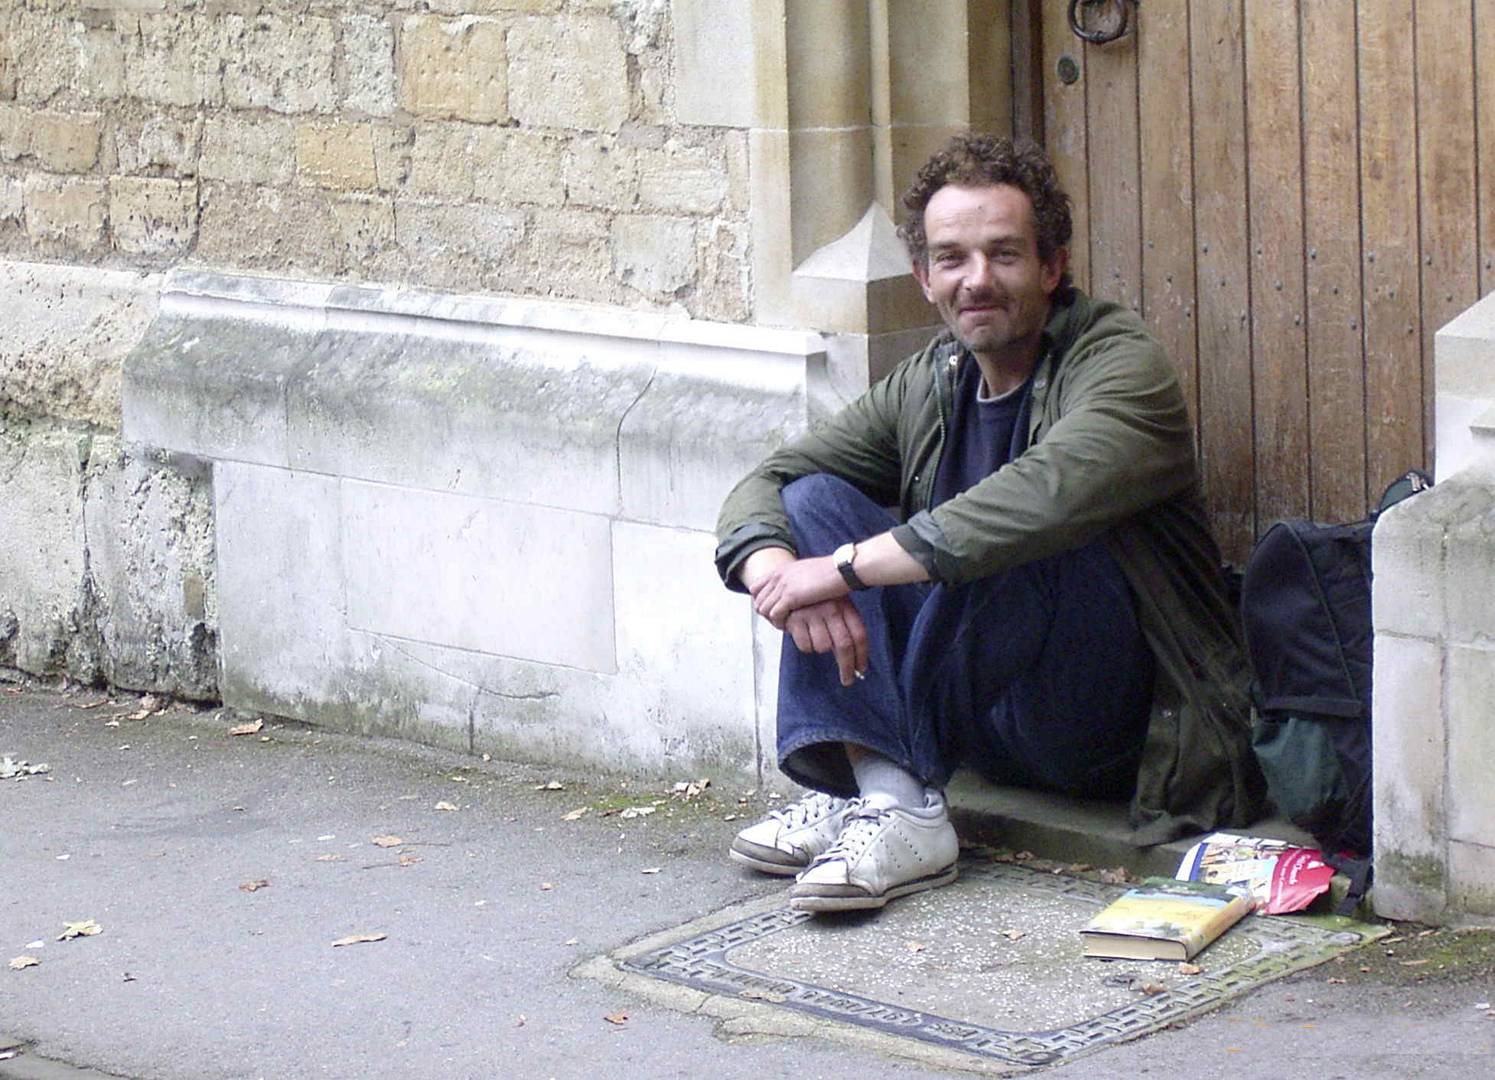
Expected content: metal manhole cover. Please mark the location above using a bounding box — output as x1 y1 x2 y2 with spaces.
603 858 1386 1070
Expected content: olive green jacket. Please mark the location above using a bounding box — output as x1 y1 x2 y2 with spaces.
715 287 1265 844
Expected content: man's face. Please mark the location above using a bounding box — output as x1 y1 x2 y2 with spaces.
912 183 1066 366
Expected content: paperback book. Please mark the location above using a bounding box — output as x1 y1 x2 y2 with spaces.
1080 878 1253 962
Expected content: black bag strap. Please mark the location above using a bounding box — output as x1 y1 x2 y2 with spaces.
1325 852 1373 917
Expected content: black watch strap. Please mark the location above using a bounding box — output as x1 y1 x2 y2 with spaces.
835 543 870 591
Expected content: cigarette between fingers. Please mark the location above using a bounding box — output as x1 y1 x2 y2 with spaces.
853 670 866 681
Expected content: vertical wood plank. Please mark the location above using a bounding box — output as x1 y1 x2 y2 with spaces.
1301 0 1369 522
1041 0 1090 291
1189 0 1254 562
1480 0 1495 297
1417 0 1477 463
1358 0 1425 491
1416 0 1480 470
1138 0 1200 427
1245 0 1309 526
1010 0 1046 141
1085 32 1142 312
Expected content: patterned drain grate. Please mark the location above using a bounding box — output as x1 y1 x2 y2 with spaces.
620 859 1384 1067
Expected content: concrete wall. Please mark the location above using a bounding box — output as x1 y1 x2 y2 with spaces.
1373 291 1495 923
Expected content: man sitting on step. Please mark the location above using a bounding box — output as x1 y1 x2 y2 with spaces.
714 134 1262 914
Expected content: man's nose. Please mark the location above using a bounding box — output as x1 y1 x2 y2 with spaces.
961 254 996 292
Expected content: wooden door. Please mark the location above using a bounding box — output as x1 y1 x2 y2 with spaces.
1020 0 1493 563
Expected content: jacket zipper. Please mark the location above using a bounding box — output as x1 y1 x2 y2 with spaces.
923 349 956 511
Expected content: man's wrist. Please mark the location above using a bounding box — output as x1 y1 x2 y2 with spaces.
832 542 870 591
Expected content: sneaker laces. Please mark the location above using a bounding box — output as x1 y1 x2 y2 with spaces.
768 790 846 829
807 797 889 867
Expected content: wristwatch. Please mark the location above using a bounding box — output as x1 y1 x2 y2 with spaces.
832 542 870 591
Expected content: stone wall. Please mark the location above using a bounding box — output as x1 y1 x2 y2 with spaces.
0 0 751 322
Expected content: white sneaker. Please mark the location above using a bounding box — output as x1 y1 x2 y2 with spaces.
729 791 852 876
789 791 958 912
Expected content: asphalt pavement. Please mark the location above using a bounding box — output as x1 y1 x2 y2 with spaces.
2 681 1492 1079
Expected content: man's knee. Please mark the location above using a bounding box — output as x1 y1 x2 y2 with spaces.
781 473 857 523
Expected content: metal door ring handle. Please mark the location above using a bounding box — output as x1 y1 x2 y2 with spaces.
1068 0 1134 45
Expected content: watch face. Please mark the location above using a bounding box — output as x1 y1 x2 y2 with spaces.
834 542 855 567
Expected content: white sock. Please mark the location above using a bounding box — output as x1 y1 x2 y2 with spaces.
849 751 927 810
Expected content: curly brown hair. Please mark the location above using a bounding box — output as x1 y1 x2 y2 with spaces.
898 134 1073 287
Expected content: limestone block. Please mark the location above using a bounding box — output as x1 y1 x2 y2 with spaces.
0 260 160 429
81 439 217 699
671 0 757 127
611 521 758 763
393 200 524 276
338 13 396 117
214 461 357 716
295 122 378 190
372 124 412 190
507 17 629 132
787 126 877 266
200 115 295 185
22 175 108 254
426 0 563 11
470 128 564 208
123 314 297 467
124 14 226 108
329 194 396 268
1372 633 1446 920
407 125 477 198
398 16 507 124
29 112 103 173
724 129 749 212
0 105 29 162
9 11 69 105
695 218 751 324
74 26 127 101
282 318 649 514
223 14 337 114
752 603 784 781
784 0 871 127
116 115 202 177
195 185 341 275
1448 840 1495 917
0 425 89 675
1447 645 1495 845
637 143 727 214
513 209 611 298
617 332 808 530
342 481 617 672
612 214 695 297
109 177 198 256
561 135 638 210
1444 490 1495 645
0 178 20 224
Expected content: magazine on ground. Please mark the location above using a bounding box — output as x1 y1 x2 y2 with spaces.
1175 832 1335 914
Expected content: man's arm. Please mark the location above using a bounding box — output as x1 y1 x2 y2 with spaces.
741 535 930 686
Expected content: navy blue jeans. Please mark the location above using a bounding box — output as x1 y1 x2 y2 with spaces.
775 474 1154 799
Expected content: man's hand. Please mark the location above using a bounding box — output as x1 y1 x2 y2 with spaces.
750 555 848 628
783 598 870 687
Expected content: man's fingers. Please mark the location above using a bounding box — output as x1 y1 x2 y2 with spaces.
824 609 859 686
786 613 814 653
841 602 870 676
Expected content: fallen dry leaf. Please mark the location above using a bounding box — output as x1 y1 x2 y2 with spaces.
228 719 263 736
619 805 656 820
1326 977 1347 984
536 780 564 791
603 1013 629 1026
739 988 787 1003
562 807 588 821
640 867 661 875
1399 959 1431 967
905 941 926 953
539 882 555 891
564 937 579 946
398 852 421 867
434 801 458 812
57 920 102 941
515 1015 527 1028
372 835 404 848
1001 929 1026 942
1177 963 1203 976
1099 866 1134 885
331 933 386 948
315 853 343 862
8 956 40 970
238 879 270 893
1139 982 1166 996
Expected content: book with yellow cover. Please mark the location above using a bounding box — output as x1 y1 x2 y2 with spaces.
1080 878 1253 961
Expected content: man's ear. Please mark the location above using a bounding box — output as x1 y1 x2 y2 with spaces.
1041 247 1068 295
911 258 933 302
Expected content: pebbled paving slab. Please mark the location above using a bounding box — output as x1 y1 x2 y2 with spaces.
590 855 1388 1074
